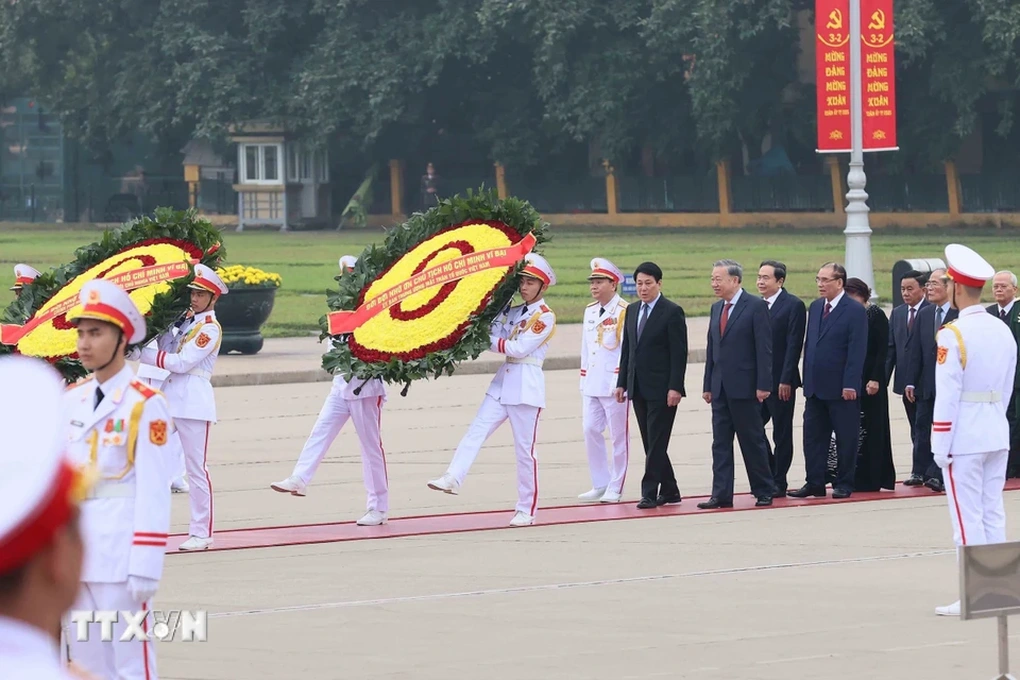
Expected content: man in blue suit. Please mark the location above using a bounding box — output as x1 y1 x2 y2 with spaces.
789 263 868 499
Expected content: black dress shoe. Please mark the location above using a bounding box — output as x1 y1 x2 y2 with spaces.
755 496 773 506
832 487 852 499
773 487 787 498
903 475 924 486
925 478 945 493
636 497 658 509
787 484 826 498
656 493 682 506
697 497 733 509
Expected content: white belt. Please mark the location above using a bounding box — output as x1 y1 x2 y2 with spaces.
506 357 544 368
961 391 1002 403
84 482 136 500
187 368 212 380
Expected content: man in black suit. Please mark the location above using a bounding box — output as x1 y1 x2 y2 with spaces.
988 270 1020 475
698 260 776 509
615 262 688 509
904 268 957 491
789 262 868 499
756 259 806 496
885 270 929 446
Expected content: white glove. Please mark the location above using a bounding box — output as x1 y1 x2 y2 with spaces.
126 347 142 361
127 575 159 604
934 451 951 470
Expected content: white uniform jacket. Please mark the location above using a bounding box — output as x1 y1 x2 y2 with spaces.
63 366 173 584
328 339 387 400
932 306 1018 457
0 616 79 680
580 294 628 397
486 298 556 408
139 311 221 422
135 315 189 385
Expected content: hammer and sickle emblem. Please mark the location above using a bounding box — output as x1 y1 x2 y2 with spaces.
826 9 843 29
868 10 885 30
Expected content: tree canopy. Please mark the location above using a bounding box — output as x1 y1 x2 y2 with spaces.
2 0 1017 172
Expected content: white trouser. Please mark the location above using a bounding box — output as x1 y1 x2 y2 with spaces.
68 582 156 680
944 449 1008 548
141 376 185 481
292 389 388 512
176 418 214 539
447 394 542 515
582 395 629 493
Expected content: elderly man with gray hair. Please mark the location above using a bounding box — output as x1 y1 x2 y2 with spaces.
988 270 1020 476
698 259 777 509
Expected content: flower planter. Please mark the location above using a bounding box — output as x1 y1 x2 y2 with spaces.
215 287 277 355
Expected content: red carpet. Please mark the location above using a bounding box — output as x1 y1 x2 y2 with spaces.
165 479 1020 554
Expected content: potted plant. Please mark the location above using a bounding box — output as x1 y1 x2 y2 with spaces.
214 265 282 355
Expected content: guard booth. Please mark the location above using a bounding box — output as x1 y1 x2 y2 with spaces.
892 257 945 307
228 122 331 231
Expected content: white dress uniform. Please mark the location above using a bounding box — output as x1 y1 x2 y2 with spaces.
428 253 557 526
10 263 41 292
137 330 187 490
138 264 226 549
579 258 630 502
932 244 1018 617
0 356 93 680
61 281 173 679
271 256 390 527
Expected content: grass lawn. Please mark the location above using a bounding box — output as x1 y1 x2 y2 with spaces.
2 224 1018 337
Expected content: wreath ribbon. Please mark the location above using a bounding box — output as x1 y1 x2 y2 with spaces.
0 260 196 346
328 232 537 336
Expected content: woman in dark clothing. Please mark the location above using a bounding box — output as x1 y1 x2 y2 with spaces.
843 277 896 491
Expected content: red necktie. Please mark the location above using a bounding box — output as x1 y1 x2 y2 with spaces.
823 302 832 320
720 302 732 335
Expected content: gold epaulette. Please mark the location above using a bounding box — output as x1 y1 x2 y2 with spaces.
942 322 967 368
586 301 599 307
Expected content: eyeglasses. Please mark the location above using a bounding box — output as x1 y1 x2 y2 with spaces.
815 276 838 284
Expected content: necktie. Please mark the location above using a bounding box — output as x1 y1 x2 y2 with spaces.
1001 309 1008 321
720 302 732 335
908 307 916 331
521 306 528 316
823 302 832 320
935 306 943 336
599 306 605 317
637 303 650 339
94 387 105 411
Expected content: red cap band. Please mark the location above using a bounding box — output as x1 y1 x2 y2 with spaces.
521 266 550 285
191 277 221 294
947 266 986 288
77 301 136 340
0 460 77 573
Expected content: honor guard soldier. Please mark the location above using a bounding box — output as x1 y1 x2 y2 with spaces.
63 280 173 678
271 255 390 527
578 258 630 503
135 263 227 551
11 263 41 298
136 334 188 494
930 244 1018 617
427 253 557 526
0 356 94 680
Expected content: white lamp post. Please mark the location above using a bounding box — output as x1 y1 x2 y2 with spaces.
843 0 878 301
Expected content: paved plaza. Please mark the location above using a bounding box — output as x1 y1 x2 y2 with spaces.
145 340 1020 680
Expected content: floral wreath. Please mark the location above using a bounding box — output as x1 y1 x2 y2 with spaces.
0 208 225 383
319 188 550 393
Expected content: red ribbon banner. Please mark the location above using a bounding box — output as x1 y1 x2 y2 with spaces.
0 261 195 346
327 232 538 336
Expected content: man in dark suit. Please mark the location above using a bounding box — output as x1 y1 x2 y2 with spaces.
789 262 868 499
698 260 776 509
904 268 957 491
886 270 929 445
615 262 688 509
988 270 1020 475
756 259 806 497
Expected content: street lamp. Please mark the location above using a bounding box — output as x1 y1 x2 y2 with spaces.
843 0 878 301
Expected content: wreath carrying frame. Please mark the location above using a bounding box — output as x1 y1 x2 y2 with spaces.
0 208 225 383
319 188 551 394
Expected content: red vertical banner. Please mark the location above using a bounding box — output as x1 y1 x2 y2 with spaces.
860 0 898 150
815 0 852 152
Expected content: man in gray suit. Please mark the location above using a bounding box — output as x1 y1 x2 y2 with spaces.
885 270 929 445
699 260 776 508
